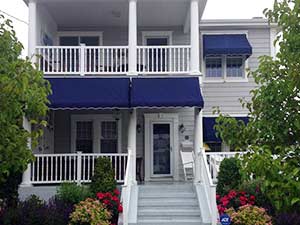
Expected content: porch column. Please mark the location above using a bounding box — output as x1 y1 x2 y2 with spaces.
28 0 37 61
190 0 200 76
128 0 138 75
20 117 32 187
194 107 203 183
128 109 137 184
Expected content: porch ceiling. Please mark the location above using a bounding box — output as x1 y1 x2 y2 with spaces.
40 0 206 29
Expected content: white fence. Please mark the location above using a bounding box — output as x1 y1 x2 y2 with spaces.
36 45 129 75
205 152 245 182
137 45 191 74
30 152 128 184
36 45 191 75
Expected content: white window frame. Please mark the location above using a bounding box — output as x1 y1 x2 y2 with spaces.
201 30 250 83
142 31 173 45
57 31 104 46
71 114 122 153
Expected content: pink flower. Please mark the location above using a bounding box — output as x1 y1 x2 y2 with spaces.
96 193 105 200
114 189 120 196
118 204 123 213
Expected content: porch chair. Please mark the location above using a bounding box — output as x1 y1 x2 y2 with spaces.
180 151 195 181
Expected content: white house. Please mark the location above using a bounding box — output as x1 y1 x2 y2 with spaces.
19 0 278 224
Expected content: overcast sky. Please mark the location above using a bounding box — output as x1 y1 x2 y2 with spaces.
0 0 274 55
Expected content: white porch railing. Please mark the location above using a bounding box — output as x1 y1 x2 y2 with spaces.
36 45 129 75
30 152 128 184
137 45 191 74
206 152 245 182
36 45 192 75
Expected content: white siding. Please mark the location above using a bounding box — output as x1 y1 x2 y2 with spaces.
201 28 271 115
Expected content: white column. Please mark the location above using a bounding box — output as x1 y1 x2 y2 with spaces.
128 0 138 75
190 0 200 75
127 109 137 184
193 108 203 183
20 117 32 187
28 0 37 61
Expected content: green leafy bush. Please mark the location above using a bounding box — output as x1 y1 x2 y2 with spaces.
56 183 92 205
216 157 242 196
226 205 272 225
90 157 117 194
68 198 111 225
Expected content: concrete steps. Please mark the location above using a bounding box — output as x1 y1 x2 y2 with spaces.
137 183 203 225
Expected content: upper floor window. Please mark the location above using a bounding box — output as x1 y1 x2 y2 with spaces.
205 55 246 81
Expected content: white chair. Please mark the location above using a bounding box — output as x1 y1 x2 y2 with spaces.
180 151 195 181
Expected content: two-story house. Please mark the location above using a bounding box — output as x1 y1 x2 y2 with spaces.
19 0 277 224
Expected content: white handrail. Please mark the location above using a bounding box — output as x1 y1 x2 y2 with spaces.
122 148 134 225
199 150 218 225
30 152 128 184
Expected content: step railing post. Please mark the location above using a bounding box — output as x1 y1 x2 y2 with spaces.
80 44 86 76
77 151 82 185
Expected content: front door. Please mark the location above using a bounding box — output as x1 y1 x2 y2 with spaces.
146 37 168 72
151 122 173 177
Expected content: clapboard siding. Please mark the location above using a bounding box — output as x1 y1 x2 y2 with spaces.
201 28 270 115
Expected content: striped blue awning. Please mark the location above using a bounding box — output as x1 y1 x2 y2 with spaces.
131 77 204 108
203 34 252 58
203 117 249 143
47 78 131 109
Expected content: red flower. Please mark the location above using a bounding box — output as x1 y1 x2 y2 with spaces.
105 192 112 198
112 196 119 203
96 193 105 200
250 195 255 201
103 199 110 205
240 191 246 196
118 204 123 213
216 194 221 200
228 190 237 199
114 189 120 196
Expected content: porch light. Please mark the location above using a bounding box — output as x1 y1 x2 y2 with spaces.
179 124 186 133
136 124 142 133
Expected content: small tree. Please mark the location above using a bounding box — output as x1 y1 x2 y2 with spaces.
214 0 300 213
0 15 51 204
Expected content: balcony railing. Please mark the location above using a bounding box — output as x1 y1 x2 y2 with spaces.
137 45 191 74
36 45 191 75
206 152 245 182
30 152 128 184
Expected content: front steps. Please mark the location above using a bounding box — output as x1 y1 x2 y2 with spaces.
137 183 203 225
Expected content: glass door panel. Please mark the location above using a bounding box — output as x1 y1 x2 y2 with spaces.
152 123 171 175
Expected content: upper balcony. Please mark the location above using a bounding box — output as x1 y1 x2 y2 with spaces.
26 0 207 76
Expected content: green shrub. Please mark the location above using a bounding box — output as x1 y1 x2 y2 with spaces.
90 157 117 194
69 198 111 225
216 157 242 196
56 183 92 205
226 205 272 225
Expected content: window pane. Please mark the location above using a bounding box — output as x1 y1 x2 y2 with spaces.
60 36 79 46
76 121 93 153
205 57 222 78
226 57 244 77
80 36 99 46
101 121 118 153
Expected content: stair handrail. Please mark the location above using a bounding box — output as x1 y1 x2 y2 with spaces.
199 148 218 225
121 148 134 225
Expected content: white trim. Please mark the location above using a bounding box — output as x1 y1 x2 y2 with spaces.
141 31 173 45
202 114 249 118
71 114 122 154
57 31 104 46
270 28 277 58
144 113 179 182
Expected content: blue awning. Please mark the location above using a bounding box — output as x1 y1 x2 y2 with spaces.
204 117 249 143
131 77 204 108
203 34 252 57
47 78 130 109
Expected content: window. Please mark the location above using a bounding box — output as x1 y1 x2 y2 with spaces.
204 55 246 80
76 121 93 153
100 121 118 153
205 57 222 78
59 36 100 46
226 56 244 78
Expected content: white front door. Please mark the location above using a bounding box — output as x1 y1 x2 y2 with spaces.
144 114 179 181
151 122 173 177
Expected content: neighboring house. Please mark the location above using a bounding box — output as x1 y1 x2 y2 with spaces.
19 0 277 224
